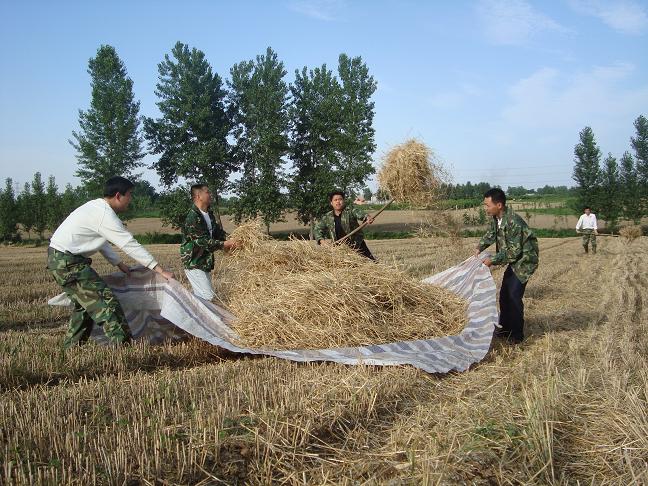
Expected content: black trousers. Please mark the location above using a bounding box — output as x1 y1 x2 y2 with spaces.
351 240 376 261
499 266 527 340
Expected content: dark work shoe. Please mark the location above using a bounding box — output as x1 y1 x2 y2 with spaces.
494 328 510 339
507 335 524 345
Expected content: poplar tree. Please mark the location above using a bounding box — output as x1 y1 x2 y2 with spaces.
631 115 648 185
598 154 621 232
229 47 289 232
619 151 642 223
17 183 34 239
336 54 377 191
288 64 342 235
145 42 232 195
0 178 19 242
30 172 47 239
70 45 144 194
572 126 601 213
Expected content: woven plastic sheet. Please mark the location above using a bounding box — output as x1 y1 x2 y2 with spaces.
49 254 497 373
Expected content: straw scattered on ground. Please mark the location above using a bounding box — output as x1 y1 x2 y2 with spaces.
377 139 450 207
216 222 468 350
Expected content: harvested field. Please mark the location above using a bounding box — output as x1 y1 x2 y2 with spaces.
1 236 647 484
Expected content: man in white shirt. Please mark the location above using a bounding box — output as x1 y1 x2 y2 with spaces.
47 176 174 348
575 206 598 254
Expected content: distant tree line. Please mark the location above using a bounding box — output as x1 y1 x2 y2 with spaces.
572 115 648 231
0 175 162 242
441 182 574 203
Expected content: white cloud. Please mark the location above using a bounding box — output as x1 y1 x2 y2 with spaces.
477 0 569 45
570 0 648 35
288 0 345 21
501 62 644 130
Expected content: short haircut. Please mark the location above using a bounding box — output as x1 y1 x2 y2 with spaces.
483 187 506 205
191 183 209 200
584 206 591 210
328 190 345 201
104 176 135 197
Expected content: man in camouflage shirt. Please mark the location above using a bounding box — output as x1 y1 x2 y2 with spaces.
181 184 238 300
475 188 539 344
314 190 375 260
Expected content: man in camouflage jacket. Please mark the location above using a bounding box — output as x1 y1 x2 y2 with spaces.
314 190 375 260
181 184 237 300
475 188 539 344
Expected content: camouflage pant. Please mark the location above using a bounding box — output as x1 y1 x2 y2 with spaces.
581 229 597 252
46 247 132 348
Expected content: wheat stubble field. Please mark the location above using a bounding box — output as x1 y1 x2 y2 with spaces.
1 237 647 485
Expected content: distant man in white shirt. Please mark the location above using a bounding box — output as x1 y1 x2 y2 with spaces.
180 184 238 300
47 176 175 348
576 206 598 254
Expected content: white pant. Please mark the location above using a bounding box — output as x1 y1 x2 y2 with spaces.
184 269 215 300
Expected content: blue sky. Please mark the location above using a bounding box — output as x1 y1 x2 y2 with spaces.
1 0 647 193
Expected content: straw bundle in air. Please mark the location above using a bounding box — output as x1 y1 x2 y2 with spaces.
619 225 642 244
214 224 468 350
377 139 449 207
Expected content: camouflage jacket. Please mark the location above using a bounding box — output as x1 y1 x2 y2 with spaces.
478 206 539 283
180 205 227 272
313 206 368 246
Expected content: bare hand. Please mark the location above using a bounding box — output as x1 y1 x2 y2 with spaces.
365 216 375 225
224 239 239 251
320 239 332 246
153 265 175 281
117 262 131 276
474 248 480 257
482 257 493 267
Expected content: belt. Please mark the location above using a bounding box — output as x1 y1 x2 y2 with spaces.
47 247 92 265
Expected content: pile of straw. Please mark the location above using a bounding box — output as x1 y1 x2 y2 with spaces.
619 225 642 244
377 139 449 207
214 224 468 350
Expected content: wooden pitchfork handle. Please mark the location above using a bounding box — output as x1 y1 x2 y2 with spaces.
335 199 395 246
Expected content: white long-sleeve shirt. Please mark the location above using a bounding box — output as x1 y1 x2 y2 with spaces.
576 213 597 231
49 198 158 269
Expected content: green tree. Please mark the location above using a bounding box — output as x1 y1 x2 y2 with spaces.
122 179 158 219
45 175 62 232
572 126 601 213
362 187 373 201
0 178 20 242
336 54 377 192
289 64 342 235
17 183 34 239
619 151 642 224
158 186 193 231
145 42 233 195
30 172 47 239
631 115 648 215
632 115 648 183
59 184 82 225
229 47 289 232
598 154 621 232
70 45 145 195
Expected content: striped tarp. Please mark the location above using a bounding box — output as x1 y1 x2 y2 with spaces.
48 253 498 373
